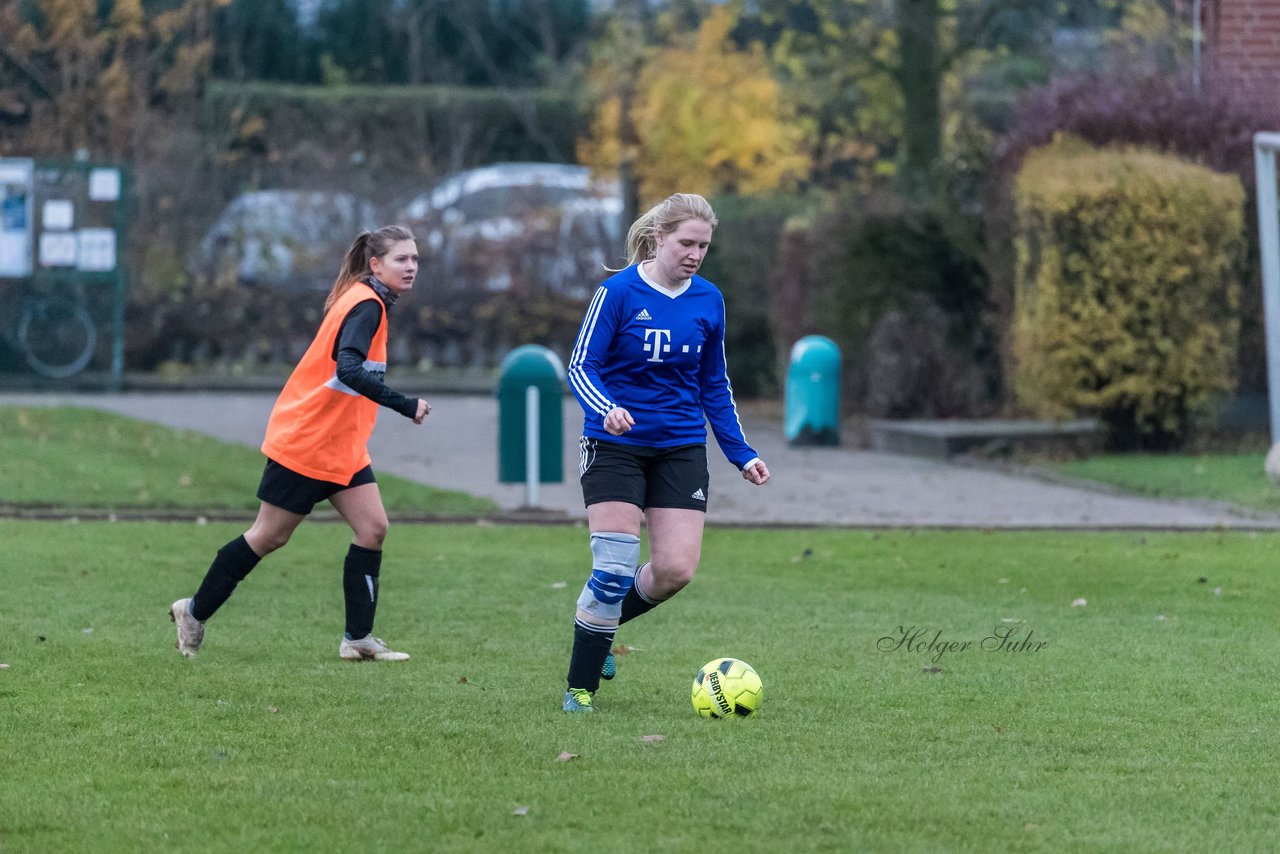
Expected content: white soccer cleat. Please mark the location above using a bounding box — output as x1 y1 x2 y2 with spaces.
339 635 410 662
169 597 205 658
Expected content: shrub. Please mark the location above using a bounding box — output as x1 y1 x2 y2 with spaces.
1011 136 1245 449
990 73 1271 393
699 193 811 397
779 189 996 417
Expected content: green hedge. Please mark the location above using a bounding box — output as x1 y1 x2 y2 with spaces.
203 82 584 183
1012 136 1245 449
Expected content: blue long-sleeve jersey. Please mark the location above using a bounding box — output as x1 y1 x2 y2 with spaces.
567 263 758 470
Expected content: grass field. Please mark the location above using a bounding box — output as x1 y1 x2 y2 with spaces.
0 406 495 516
4 520 1279 852
1051 451 1280 513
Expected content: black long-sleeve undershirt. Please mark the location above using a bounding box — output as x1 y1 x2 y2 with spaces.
332 299 418 419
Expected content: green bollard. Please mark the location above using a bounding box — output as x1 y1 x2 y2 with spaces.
784 335 841 446
497 345 565 506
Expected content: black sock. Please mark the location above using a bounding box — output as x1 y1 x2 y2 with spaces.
566 621 616 693
619 563 663 625
190 535 262 622
343 544 382 640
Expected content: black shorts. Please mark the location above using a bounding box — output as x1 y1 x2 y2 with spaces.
579 438 709 512
256 459 376 516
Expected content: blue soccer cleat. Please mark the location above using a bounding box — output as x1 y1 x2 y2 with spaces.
601 652 616 681
563 688 594 713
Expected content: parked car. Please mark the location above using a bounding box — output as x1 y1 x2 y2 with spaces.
194 190 377 291
397 162 623 298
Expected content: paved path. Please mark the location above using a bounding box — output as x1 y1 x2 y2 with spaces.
5 391 1278 529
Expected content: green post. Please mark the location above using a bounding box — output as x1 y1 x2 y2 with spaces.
497 345 565 505
784 335 841 446
109 165 129 391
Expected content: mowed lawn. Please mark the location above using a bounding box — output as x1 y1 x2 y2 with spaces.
1052 451 1280 513
0 406 495 516
2 520 1278 852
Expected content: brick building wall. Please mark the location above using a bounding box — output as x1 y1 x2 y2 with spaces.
1207 0 1280 124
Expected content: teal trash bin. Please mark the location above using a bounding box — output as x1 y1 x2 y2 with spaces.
784 335 841 446
497 346 565 500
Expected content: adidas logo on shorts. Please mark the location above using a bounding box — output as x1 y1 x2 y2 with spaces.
636 308 653 321
691 488 706 501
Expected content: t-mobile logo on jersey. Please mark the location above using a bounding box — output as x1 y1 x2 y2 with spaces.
643 328 672 362
643 327 702 363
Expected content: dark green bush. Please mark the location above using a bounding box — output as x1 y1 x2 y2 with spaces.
779 189 996 417
699 193 811 397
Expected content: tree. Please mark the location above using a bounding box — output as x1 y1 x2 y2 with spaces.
579 5 808 204
212 0 309 82
0 0 214 159
740 0 899 186
309 0 590 87
740 0 1191 197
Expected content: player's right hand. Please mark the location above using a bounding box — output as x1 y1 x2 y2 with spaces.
603 407 635 436
413 399 431 424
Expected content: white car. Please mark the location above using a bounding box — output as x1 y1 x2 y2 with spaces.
398 162 623 297
195 190 377 291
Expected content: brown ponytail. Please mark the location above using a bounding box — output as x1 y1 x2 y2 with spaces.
324 225 416 312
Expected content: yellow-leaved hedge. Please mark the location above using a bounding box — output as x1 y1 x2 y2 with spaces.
1011 135 1245 448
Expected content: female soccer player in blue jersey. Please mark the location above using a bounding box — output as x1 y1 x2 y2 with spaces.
561 193 771 712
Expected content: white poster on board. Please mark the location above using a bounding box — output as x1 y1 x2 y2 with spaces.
43 199 74 230
39 232 77 267
0 157 33 277
89 168 121 202
0 234 28 276
77 228 116 272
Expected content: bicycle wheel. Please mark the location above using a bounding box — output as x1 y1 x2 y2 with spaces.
17 296 98 379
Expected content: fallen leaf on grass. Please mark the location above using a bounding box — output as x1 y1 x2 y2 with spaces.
550 581 567 589
922 666 942 674
612 644 639 656
458 676 470 684
993 725 1003 734
639 735 666 744
267 706 279 713
0 663 10 669
512 806 529 817
1070 598 1087 607
1214 587 1223 597
555 751 579 763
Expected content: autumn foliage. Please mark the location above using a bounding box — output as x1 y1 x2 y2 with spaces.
578 6 808 203
1011 136 1245 449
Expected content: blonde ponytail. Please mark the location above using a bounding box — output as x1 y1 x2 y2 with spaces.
616 193 718 269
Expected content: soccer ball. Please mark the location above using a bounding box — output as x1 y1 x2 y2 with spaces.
691 658 763 718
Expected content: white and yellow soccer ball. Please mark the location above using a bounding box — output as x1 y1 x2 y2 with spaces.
691 658 763 718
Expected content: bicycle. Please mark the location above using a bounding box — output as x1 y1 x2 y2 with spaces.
3 280 98 379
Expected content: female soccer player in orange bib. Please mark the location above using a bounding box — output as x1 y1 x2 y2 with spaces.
169 226 429 662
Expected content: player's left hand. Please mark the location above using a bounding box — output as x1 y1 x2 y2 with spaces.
742 460 770 485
